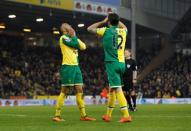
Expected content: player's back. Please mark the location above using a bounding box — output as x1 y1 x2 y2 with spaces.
99 26 127 63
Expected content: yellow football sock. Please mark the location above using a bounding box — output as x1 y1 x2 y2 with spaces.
55 92 65 117
76 93 86 117
116 91 129 118
106 92 116 117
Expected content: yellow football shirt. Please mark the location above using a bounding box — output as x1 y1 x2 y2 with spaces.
59 34 86 65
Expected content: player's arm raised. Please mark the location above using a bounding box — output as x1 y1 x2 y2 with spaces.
62 36 86 50
87 17 108 34
118 21 127 30
77 39 86 50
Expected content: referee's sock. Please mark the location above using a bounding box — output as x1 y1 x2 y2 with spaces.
131 95 137 108
125 94 133 108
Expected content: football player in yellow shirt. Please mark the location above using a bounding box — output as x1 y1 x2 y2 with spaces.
88 13 132 123
52 23 96 122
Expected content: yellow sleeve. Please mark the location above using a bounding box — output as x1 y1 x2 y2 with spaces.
96 27 107 36
77 39 86 50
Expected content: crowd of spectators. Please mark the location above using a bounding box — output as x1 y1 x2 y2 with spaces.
0 35 61 98
0 35 107 98
0 35 191 98
140 53 191 98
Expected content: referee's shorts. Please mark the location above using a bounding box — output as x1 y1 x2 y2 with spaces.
122 80 134 92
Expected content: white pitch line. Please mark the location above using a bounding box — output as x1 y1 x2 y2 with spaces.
0 114 26 117
0 114 52 118
0 114 191 118
134 115 191 118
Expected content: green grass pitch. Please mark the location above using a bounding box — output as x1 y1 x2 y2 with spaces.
0 104 191 131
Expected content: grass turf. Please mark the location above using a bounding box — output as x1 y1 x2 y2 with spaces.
0 104 191 131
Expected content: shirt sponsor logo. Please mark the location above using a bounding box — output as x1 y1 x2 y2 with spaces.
64 37 71 42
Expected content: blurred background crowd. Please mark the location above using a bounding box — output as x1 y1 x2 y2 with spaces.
1 35 191 99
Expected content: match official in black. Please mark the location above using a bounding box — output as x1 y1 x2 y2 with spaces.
123 49 138 111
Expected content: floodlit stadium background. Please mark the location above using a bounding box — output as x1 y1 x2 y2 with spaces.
0 0 191 106
0 1 191 131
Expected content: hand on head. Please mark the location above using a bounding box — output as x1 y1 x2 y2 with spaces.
103 12 112 23
68 28 76 37
61 23 76 36
103 12 115 24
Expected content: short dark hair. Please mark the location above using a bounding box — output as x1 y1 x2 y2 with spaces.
108 13 119 26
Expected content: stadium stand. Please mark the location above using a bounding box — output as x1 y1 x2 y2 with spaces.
0 34 190 98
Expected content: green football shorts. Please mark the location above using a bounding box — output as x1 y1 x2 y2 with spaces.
105 61 125 88
60 65 83 86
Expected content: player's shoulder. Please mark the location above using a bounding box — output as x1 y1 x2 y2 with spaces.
61 34 69 39
97 27 107 31
117 27 128 33
96 27 108 36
